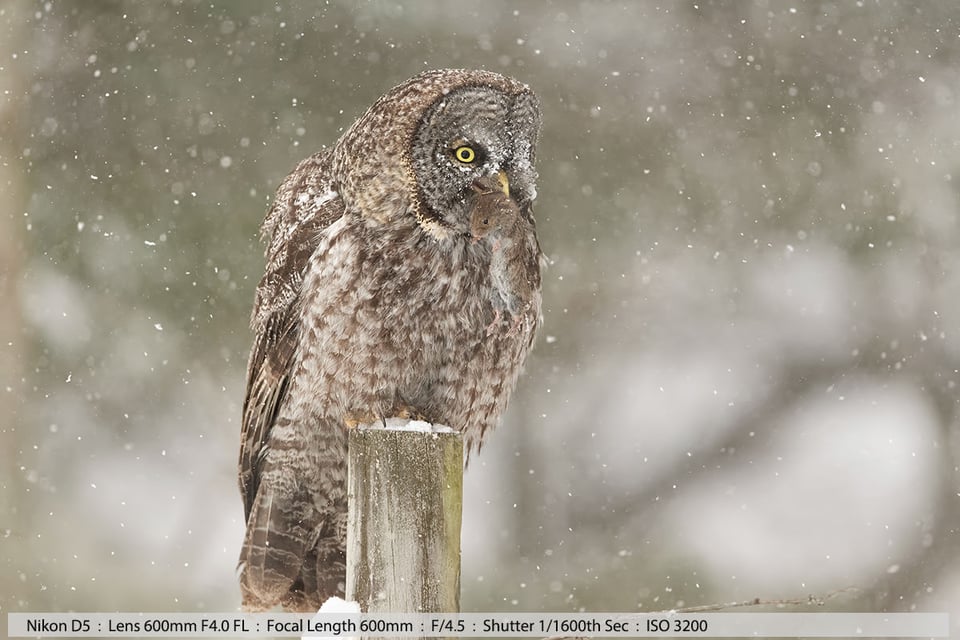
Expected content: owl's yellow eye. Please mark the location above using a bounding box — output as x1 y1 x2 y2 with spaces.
453 145 476 164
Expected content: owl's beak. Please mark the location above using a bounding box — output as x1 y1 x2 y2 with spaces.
494 170 510 196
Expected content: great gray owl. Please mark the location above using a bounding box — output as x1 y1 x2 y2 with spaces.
239 69 543 611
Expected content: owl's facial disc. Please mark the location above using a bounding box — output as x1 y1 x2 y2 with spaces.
411 85 540 235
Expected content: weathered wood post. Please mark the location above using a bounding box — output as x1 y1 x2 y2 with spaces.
346 420 463 617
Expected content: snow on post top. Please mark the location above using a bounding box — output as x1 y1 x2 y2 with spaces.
358 417 456 434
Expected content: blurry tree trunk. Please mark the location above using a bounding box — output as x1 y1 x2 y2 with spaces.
0 0 27 533
346 425 462 622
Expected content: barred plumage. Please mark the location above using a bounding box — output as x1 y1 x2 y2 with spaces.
238 69 543 611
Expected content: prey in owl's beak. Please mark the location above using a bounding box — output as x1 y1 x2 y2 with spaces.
468 172 521 243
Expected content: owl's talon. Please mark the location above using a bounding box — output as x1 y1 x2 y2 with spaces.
485 309 504 336
507 314 525 336
393 404 431 424
344 409 381 429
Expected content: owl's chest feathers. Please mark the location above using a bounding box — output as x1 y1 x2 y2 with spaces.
294 213 539 407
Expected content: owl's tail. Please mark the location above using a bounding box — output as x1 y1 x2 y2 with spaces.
238 474 317 611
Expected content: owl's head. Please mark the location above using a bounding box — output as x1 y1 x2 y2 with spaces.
409 78 541 237
332 69 541 240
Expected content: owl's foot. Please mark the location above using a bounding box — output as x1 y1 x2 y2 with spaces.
392 404 432 423
485 309 503 336
344 409 383 429
507 314 525 336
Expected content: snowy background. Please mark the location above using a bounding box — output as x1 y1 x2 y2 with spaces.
2 0 959 630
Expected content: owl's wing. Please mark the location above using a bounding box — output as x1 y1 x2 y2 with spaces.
239 150 344 521
239 305 296 522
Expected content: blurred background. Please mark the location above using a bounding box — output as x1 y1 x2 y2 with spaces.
2 0 959 631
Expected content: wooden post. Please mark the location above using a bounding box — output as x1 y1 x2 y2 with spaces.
346 421 463 617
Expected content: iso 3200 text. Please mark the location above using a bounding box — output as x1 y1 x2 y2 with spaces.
646 618 710 633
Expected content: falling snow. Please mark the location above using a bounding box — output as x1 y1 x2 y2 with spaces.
4 0 958 620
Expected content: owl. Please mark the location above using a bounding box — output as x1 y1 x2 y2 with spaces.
238 69 543 612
